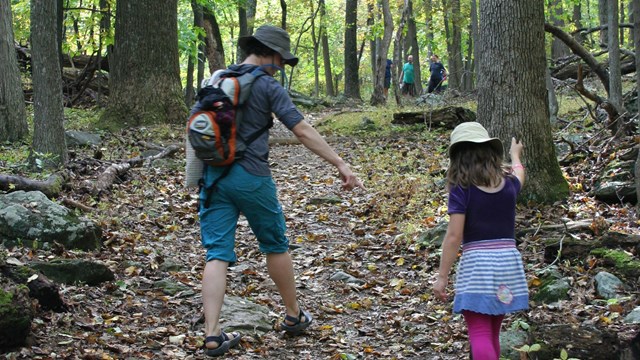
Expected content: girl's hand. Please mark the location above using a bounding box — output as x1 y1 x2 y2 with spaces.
510 137 523 159
433 276 449 302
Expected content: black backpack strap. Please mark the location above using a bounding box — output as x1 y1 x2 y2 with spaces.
200 164 233 209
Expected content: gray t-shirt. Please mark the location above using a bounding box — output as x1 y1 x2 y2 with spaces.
191 64 304 176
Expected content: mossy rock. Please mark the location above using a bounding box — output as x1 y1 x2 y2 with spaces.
590 248 640 279
0 287 33 349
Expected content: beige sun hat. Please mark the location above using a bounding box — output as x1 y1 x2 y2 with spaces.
238 25 299 66
448 121 503 156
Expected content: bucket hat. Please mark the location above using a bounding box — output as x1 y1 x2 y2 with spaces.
448 122 503 156
238 25 299 66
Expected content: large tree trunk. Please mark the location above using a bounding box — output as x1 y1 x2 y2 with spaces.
344 0 361 100
478 0 568 203
633 0 640 212
393 2 410 106
573 3 584 45
370 0 392 105
550 0 570 59
444 0 463 91
599 0 609 46
202 6 225 74
238 3 249 63
101 0 186 127
608 0 624 118
0 0 28 143
320 0 334 96
407 0 422 95
30 0 67 168
470 0 479 90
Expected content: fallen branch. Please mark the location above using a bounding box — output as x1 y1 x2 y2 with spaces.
0 173 67 197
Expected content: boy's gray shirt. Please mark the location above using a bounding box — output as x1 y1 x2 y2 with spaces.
187 64 304 180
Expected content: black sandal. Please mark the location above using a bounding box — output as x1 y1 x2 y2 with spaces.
280 309 313 335
203 331 241 357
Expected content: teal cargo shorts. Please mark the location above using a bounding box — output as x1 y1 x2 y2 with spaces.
199 164 289 263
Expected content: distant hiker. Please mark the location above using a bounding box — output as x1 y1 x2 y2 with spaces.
399 55 415 97
185 24 364 357
433 122 528 360
384 58 392 99
427 54 447 94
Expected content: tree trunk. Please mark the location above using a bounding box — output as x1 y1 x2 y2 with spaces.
470 0 479 90
633 0 640 212
202 6 225 74
192 1 205 91
393 2 410 106
30 0 67 168
344 0 361 99
551 0 570 59
546 66 558 125
238 3 248 63
407 0 422 95
608 0 625 120
573 3 584 45
320 0 334 96
368 2 376 82
245 0 257 35
370 0 392 105
443 0 462 91
0 0 28 143
311 2 320 97
478 0 568 203
101 0 187 127
280 0 287 29
185 0 202 106
599 0 609 46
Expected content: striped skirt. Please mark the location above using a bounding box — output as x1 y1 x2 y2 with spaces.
453 239 529 315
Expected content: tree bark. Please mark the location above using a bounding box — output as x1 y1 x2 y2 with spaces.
633 0 640 211
101 0 187 127
550 0 570 59
0 0 28 143
370 0 392 106
344 0 361 100
444 0 462 91
320 0 334 96
407 0 422 95
31 0 67 168
599 0 609 46
573 3 584 45
608 0 625 118
478 0 568 203
202 5 225 74
393 2 410 106
238 2 249 63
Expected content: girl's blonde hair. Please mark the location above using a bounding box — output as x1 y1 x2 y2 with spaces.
447 142 509 189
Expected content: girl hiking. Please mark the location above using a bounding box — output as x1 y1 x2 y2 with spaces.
433 121 528 360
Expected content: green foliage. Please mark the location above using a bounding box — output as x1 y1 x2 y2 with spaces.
515 343 541 357
554 348 581 360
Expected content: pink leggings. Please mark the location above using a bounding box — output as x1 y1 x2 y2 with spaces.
462 311 504 360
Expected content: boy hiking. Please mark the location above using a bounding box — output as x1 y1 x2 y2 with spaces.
433 122 528 359
185 25 364 357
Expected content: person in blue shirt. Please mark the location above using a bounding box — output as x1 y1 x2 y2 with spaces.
427 54 447 94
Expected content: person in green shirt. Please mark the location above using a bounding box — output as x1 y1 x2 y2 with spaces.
399 55 415 97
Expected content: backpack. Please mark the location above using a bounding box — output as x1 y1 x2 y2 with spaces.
187 66 272 208
187 66 271 167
